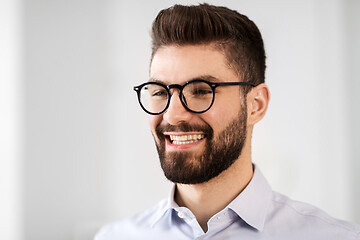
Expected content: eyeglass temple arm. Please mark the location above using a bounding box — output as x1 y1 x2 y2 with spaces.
213 82 256 87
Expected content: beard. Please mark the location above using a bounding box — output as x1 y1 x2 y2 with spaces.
154 105 248 184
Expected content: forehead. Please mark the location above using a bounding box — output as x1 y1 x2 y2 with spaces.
150 44 238 84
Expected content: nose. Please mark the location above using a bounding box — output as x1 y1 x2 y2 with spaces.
163 90 193 125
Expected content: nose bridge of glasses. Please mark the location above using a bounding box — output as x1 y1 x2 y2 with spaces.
167 84 183 95
166 84 189 110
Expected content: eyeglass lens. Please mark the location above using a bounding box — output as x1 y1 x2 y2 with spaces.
139 81 214 114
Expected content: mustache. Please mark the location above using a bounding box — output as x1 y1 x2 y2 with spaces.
156 122 213 137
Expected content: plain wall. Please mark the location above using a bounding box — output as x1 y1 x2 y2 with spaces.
23 0 108 239
1 0 359 239
0 0 23 239
346 0 360 222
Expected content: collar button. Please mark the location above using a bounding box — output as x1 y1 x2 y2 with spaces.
177 211 187 219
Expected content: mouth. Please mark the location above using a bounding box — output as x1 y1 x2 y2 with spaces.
166 133 205 145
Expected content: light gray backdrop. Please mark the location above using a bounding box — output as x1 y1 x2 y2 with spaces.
1 0 359 239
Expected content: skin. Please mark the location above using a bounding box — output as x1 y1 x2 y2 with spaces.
149 44 270 232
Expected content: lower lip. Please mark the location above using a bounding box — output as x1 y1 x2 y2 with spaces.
165 137 205 150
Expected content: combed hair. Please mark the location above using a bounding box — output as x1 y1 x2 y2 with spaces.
151 3 266 92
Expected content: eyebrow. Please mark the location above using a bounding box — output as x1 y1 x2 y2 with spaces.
148 78 165 84
148 75 221 85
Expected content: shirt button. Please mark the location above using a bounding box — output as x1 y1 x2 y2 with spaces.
177 211 186 219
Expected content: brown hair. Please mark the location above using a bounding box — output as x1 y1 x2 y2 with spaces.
151 3 266 92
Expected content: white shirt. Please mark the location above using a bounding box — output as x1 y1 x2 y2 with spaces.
95 166 360 240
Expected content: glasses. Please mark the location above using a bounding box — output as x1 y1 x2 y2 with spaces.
133 79 255 115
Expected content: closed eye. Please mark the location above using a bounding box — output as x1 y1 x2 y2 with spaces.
192 89 212 96
151 90 167 97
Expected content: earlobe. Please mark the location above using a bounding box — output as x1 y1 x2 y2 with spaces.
247 83 270 125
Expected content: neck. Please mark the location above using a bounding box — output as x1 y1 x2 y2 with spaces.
174 151 253 232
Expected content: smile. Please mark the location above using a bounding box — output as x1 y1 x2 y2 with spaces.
169 134 205 145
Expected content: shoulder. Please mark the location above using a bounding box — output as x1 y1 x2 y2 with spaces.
268 191 360 239
94 199 168 240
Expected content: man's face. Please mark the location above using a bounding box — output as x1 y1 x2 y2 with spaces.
149 44 248 184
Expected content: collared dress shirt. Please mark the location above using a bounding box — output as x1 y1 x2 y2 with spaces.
95 166 360 240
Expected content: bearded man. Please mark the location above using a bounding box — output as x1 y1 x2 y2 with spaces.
95 3 360 240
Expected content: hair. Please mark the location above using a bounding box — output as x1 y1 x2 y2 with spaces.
151 3 266 94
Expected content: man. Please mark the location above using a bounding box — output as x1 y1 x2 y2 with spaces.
95 3 360 239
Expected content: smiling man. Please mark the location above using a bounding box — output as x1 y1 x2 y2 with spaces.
95 3 360 240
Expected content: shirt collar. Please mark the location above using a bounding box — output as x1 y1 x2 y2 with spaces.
228 165 272 231
151 165 272 231
151 183 178 227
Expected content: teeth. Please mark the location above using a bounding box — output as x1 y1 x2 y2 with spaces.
169 134 204 145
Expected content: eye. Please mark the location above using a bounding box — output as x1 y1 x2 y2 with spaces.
193 89 212 95
144 84 167 98
152 89 167 97
183 81 213 99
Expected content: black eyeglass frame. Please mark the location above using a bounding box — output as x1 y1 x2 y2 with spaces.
133 79 256 115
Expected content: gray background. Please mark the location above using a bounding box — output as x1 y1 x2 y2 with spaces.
1 0 360 239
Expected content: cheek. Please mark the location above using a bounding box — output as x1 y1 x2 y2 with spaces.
148 115 162 134
206 100 241 127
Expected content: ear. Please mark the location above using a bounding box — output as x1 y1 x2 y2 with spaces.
247 83 270 125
